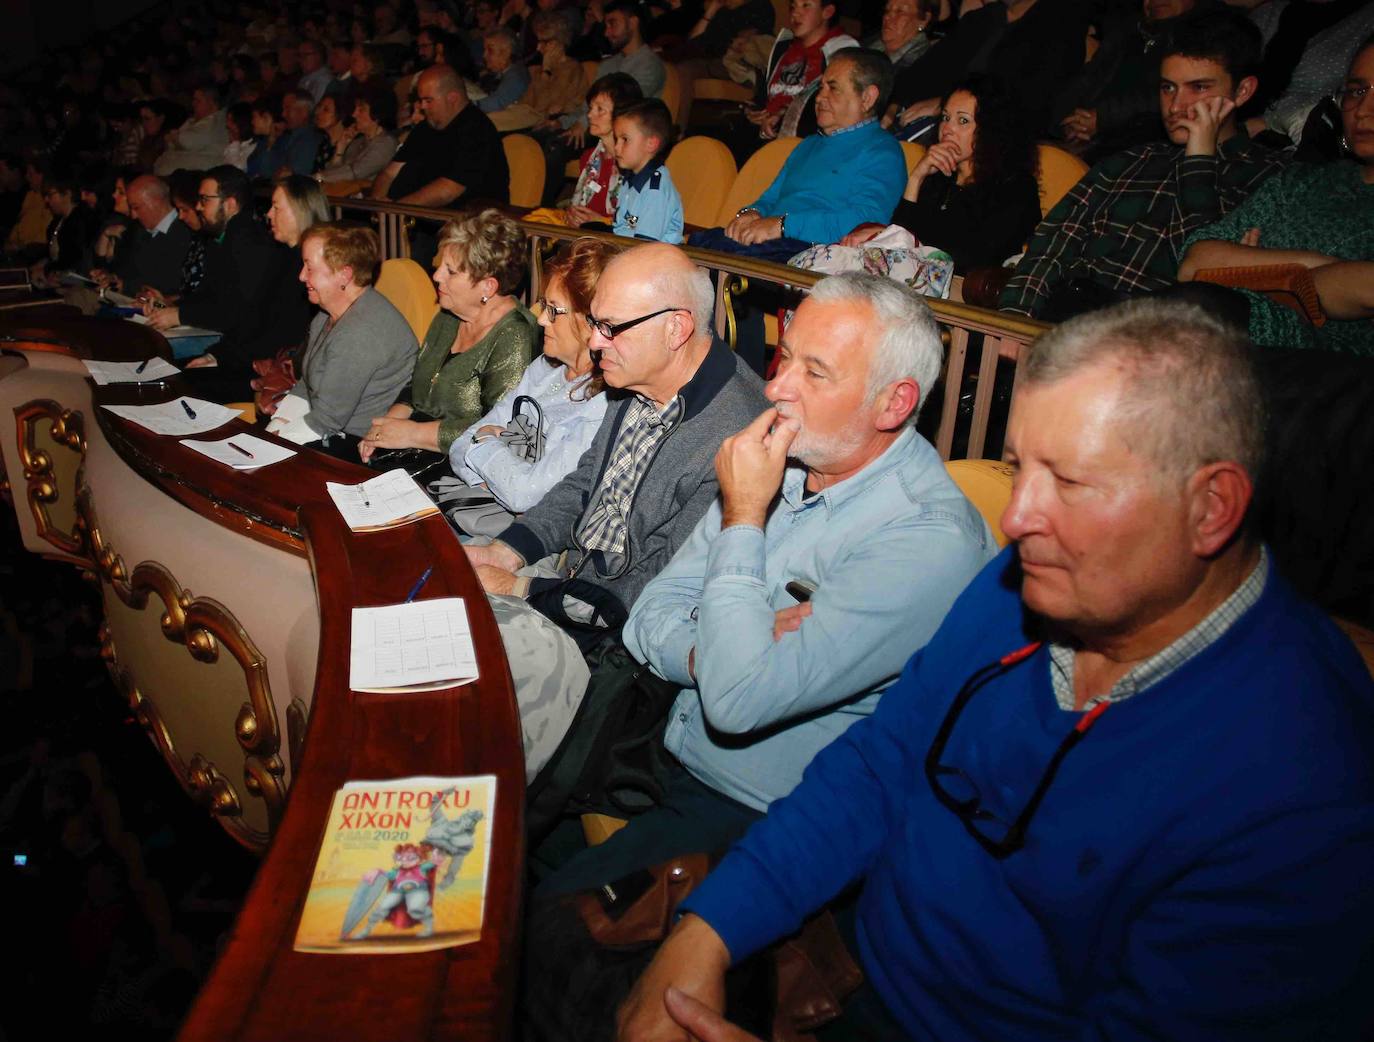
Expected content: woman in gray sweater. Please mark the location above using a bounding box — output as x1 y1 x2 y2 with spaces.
268 223 417 449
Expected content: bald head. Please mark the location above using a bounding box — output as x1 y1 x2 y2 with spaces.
605 243 715 341
417 65 468 128
128 175 173 231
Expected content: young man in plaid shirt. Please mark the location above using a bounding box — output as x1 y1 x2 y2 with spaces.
1000 12 1287 322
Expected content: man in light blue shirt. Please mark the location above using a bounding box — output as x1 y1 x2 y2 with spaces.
535 272 995 894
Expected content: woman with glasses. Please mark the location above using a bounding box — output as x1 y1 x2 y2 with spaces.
1178 36 1374 355
360 210 537 466
490 12 586 132
439 238 615 530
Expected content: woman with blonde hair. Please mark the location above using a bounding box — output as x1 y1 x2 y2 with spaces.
266 175 332 248
360 209 537 465
267 223 418 448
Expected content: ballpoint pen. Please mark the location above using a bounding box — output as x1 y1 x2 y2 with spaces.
135 358 149 373
404 566 433 603
228 441 254 459
181 400 197 419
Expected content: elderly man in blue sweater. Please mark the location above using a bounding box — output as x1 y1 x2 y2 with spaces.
689 47 907 262
618 299 1374 1042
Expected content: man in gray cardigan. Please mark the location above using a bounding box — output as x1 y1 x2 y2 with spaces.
465 243 767 780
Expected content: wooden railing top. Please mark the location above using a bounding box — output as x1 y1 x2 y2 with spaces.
3 316 525 1042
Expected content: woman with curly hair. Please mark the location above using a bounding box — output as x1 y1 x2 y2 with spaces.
844 76 1042 272
360 209 537 463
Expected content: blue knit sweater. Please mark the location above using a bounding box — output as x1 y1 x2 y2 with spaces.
748 120 907 244
683 547 1374 1040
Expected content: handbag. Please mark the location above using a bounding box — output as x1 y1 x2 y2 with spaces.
249 345 300 416
429 478 519 539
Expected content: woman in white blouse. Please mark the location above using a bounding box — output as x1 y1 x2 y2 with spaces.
449 237 617 512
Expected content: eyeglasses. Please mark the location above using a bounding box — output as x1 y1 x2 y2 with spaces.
197 194 222 204
536 297 570 318
923 642 1110 859
584 307 688 340
1334 83 1371 110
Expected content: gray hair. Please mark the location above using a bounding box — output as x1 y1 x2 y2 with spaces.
483 26 519 50
644 262 714 340
1022 298 1265 482
828 47 895 115
807 272 943 422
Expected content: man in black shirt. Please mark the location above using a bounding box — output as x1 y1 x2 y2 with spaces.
371 64 510 207
99 175 191 297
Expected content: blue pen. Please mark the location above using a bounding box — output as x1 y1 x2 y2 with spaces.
181 399 197 419
404 566 433 603
135 358 149 373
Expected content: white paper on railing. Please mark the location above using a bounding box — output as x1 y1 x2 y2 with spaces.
83 358 180 384
326 469 440 531
181 433 298 471
350 598 479 692
102 397 241 436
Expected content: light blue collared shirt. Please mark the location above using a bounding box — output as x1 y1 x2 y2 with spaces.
624 427 997 812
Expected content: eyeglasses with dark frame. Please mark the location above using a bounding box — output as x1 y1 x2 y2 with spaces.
197 193 222 204
584 307 689 341
923 641 1111 859
1334 83 1371 110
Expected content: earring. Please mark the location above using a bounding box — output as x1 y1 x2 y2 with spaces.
480 294 489 305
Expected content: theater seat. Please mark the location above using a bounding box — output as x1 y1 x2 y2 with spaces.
716 137 801 226
660 62 683 128
901 141 927 177
1035 144 1089 218
375 258 439 343
944 459 1014 547
504 133 547 209
666 137 737 228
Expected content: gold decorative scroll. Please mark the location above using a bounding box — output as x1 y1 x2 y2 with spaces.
82 487 287 850
15 399 86 555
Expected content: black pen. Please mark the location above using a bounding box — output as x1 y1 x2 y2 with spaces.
181 399 197 419
135 358 149 373
404 566 433 603
228 441 254 459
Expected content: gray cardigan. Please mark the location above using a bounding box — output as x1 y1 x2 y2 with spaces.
289 286 418 438
501 336 767 614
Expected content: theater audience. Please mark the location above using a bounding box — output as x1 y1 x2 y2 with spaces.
1000 13 1285 321
447 238 615 516
613 298 1374 1042
296 39 334 104
842 75 1041 272
464 242 767 780
1054 0 1216 161
489 12 586 132
95 174 191 297
222 103 258 170
530 72 642 220
317 87 400 184
360 210 537 463
4 157 50 259
888 0 1087 137
267 175 332 250
1178 34 1374 354
267 223 418 447
136 99 179 172
312 94 355 171
371 65 509 208
524 273 995 913
167 170 209 297
32 172 97 282
692 48 906 259
611 99 684 243
719 0 858 157
476 28 532 116
154 85 230 175
865 0 936 71
266 91 326 178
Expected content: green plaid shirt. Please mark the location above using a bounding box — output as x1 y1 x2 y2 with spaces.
1000 137 1287 318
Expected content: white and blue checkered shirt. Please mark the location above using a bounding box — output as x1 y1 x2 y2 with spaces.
575 395 684 558
1049 547 1270 711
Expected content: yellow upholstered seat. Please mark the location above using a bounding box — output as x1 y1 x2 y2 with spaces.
375 258 439 344
1035 144 1089 219
901 141 927 176
716 136 801 226
944 459 1014 548
660 62 683 129
504 133 547 209
666 136 737 229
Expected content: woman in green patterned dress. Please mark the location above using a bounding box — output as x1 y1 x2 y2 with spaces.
359 209 538 462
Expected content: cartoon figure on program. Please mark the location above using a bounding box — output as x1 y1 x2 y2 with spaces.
422 786 486 890
342 842 439 940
